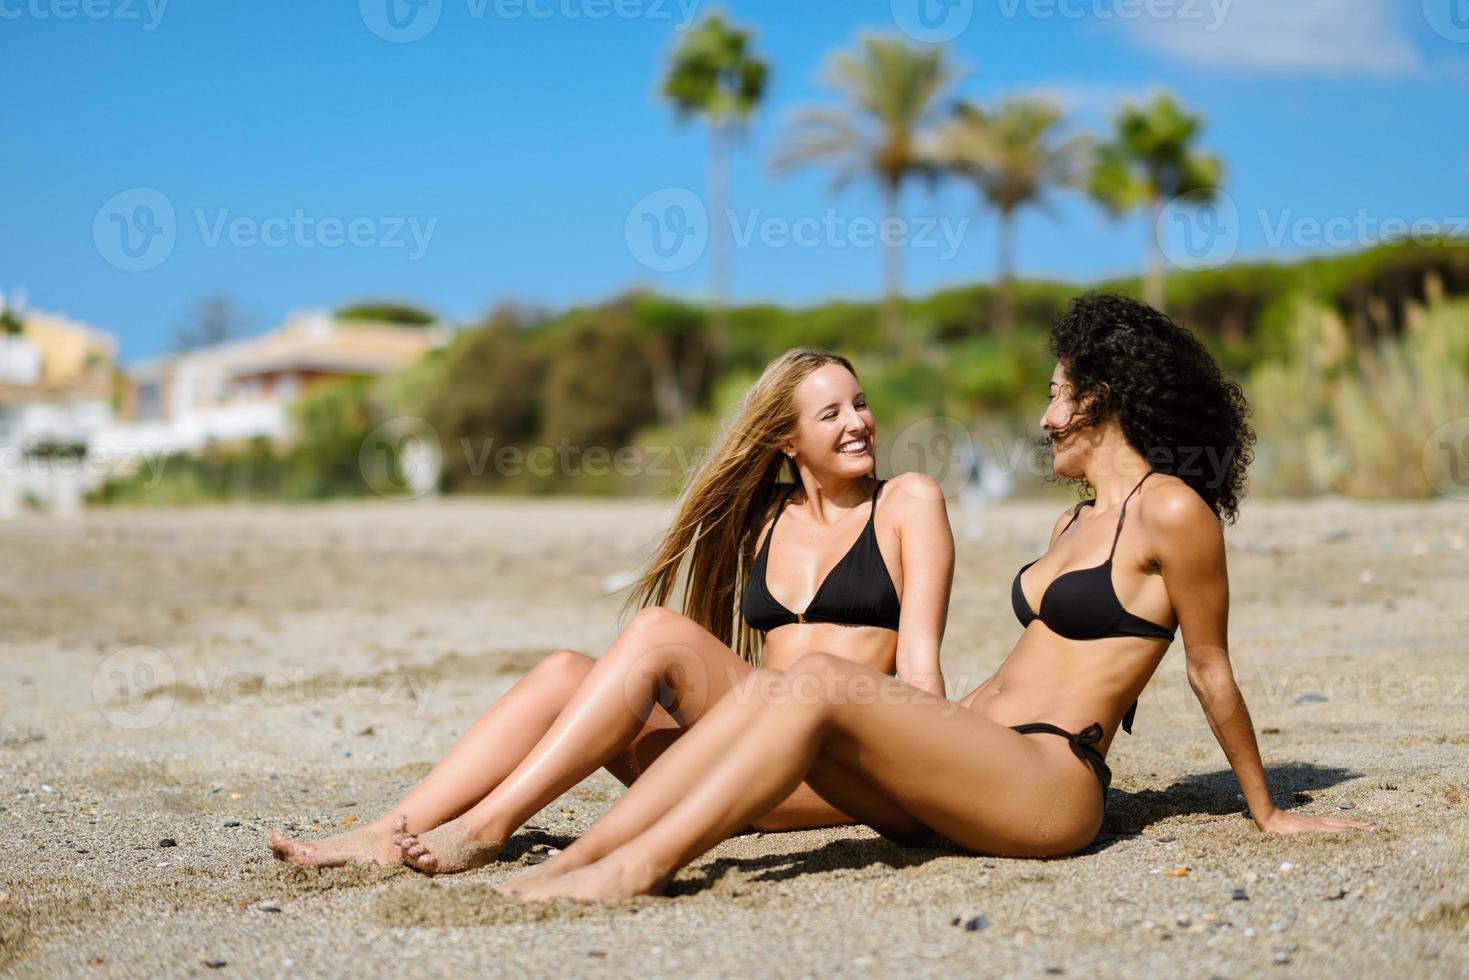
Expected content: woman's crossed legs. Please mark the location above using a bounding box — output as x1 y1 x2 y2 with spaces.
500 652 1105 900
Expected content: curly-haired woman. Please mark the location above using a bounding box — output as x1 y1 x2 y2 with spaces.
497 293 1377 901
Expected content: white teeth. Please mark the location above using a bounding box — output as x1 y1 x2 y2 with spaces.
838 439 868 454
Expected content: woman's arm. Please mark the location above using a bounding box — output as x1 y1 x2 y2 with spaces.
1147 483 1375 834
888 472 955 698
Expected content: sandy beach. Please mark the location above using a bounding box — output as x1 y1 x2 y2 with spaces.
2 495 1467 978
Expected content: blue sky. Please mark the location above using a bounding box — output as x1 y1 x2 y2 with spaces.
3 0 1467 360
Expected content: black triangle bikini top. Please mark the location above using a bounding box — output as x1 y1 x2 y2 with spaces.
1011 471 1177 733
741 479 902 633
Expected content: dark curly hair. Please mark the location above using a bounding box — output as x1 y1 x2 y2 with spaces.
1048 293 1255 524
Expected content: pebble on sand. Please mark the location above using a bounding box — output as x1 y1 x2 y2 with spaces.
158 838 177 848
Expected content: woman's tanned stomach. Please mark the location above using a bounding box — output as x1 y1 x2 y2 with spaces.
761 624 898 674
960 629 1170 755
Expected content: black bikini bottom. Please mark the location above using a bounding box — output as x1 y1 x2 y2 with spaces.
1009 721 1112 800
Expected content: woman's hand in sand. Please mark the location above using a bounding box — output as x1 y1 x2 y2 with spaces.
1254 807 1377 835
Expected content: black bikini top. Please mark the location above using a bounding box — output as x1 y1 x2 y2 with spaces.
1011 471 1176 734
742 479 902 633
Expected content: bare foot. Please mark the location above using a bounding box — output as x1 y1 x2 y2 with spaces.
509 855 667 902
493 856 572 897
392 815 503 874
267 823 399 867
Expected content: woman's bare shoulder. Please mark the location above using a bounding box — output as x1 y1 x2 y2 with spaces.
882 472 951 528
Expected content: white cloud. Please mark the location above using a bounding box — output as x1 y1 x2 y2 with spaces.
1123 0 1423 76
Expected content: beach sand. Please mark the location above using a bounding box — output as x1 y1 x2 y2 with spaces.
1 495 1466 978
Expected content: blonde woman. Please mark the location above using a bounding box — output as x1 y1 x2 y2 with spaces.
268 349 954 872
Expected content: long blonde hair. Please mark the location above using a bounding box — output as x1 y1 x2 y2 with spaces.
625 348 862 663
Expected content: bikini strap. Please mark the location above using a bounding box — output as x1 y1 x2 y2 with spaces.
867 478 884 524
756 487 792 556
1107 471 1155 560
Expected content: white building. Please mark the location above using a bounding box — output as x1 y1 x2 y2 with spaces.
0 306 118 516
95 309 446 465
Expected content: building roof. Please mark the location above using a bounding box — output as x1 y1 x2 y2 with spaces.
125 310 444 382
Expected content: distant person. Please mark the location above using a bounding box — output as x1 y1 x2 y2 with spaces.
268 349 955 871
492 293 1376 902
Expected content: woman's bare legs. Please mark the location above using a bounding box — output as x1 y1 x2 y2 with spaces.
268 648 603 866
495 668 923 894
509 653 1105 900
394 607 850 874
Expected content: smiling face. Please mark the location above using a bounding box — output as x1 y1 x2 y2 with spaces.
781 363 876 479
1040 360 1090 479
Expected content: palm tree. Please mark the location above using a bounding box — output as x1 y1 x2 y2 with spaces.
940 97 1089 333
662 11 768 359
1089 92 1223 311
772 34 958 351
